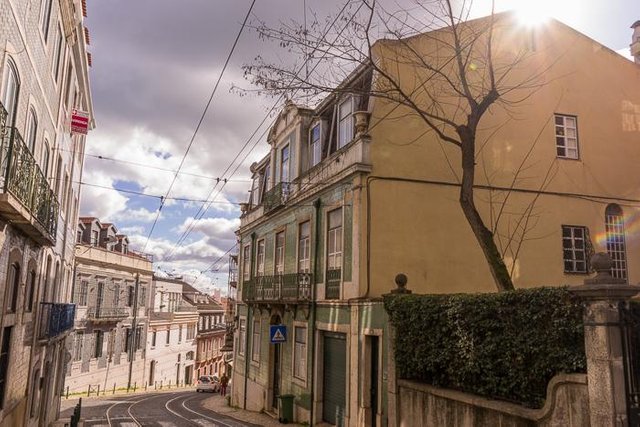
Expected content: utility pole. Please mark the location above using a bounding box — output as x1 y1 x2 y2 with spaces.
127 272 140 390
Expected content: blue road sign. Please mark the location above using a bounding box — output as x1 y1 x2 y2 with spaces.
270 325 287 343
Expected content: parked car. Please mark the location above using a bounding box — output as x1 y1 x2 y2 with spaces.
196 375 220 393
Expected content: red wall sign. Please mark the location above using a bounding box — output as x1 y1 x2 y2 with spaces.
71 109 90 135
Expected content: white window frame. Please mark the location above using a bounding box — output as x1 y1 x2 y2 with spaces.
562 225 588 273
242 244 251 281
309 122 322 167
555 114 579 159
605 205 627 280
251 319 261 363
1 58 20 127
338 97 355 149
298 221 311 274
256 239 265 276
327 208 343 271
275 230 285 275
280 144 290 184
26 108 38 153
238 318 246 356
293 325 307 381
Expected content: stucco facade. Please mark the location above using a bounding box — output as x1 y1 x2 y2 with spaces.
232 14 640 427
65 218 153 395
0 0 93 425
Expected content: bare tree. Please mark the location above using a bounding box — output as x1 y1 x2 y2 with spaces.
242 0 553 292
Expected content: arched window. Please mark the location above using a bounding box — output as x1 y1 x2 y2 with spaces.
6 262 20 313
42 140 50 178
24 269 36 312
605 204 627 280
26 108 38 153
1 58 20 127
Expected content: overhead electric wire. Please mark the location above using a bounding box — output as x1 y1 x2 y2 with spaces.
189 243 239 288
166 0 360 265
141 0 256 253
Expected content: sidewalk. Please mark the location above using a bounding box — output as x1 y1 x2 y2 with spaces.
201 393 287 427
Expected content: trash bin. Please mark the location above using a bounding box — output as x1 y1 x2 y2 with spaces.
277 394 295 424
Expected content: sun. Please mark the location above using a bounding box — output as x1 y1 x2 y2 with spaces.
512 1 551 27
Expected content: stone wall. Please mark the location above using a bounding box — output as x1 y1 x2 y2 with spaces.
396 374 589 427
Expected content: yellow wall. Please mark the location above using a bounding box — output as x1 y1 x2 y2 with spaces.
363 16 640 296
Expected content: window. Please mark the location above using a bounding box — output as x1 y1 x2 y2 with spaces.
26 108 38 153
256 239 265 276
25 270 36 312
52 25 63 82
251 320 261 362
187 324 195 340
242 244 251 281
94 330 104 358
76 280 88 306
42 140 50 178
238 318 246 356
298 221 311 273
262 164 271 196
275 231 285 275
73 332 84 361
90 230 98 246
151 330 157 347
294 326 307 380
1 58 20 127
0 327 13 409
562 225 588 273
135 327 143 350
178 326 183 343
309 123 322 167
41 0 53 40
139 286 146 306
338 97 354 148
327 208 343 271
124 328 131 352
166 327 171 344
280 144 290 184
113 284 120 307
555 114 579 159
127 285 134 307
605 204 627 280
6 262 20 313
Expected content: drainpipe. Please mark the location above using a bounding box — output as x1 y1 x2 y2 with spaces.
243 232 256 410
309 198 321 425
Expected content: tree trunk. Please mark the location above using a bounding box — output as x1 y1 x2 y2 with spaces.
459 127 515 292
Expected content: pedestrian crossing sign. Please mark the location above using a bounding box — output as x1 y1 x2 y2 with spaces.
270 325 287 343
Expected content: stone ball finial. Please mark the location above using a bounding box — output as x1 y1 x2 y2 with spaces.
584 252 626 285
391 273 411 294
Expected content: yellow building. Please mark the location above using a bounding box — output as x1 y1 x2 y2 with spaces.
232 14 640 426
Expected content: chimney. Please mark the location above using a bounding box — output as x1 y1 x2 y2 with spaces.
632 20 640 64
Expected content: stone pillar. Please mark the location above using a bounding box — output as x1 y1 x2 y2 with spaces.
570 253 640 427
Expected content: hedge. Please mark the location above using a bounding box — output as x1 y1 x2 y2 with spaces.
383 287 586 408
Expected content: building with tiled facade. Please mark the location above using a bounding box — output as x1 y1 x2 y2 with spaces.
146 276 198 388
65 218 153 394
232 14 640 426
0 0 93 425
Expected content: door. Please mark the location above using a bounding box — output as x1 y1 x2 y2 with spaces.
369 336 379 427
185 365 193 385
323 332 346 424
148 360 155 386
272 343 281 409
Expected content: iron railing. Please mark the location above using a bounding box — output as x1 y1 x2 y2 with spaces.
0 118 59 240
243 273 312 303
325 268 341 300
38 302 75 340
262 182 290 214
620 301 640 426
86 306 128 320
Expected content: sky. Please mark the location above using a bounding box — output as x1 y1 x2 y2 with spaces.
81 0 640 294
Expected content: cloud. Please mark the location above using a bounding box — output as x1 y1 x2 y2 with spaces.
113 207 161 223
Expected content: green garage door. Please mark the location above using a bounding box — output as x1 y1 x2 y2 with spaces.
323 332 347 424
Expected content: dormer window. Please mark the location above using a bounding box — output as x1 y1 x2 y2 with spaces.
338 97 355 149
280 144 290 183
310 123 322 167
91 230 98 246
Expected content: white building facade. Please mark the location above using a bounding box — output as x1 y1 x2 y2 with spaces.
0 0 93 425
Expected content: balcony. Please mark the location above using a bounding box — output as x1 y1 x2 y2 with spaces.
262 182 290 214
0 112 59 245
38 303 75 341
243 273 312 304
325 268 341 300
86 306 128 322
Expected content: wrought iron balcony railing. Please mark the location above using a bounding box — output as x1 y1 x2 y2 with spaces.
325 268 341 300
38 302 75 340
0 104 59 244
243 273 312 303
86 306 128 321
262 182 290 214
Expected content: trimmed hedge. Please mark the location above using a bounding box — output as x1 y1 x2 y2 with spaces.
384 287 586 408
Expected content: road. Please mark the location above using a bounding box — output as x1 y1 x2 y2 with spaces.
59 390 261 427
